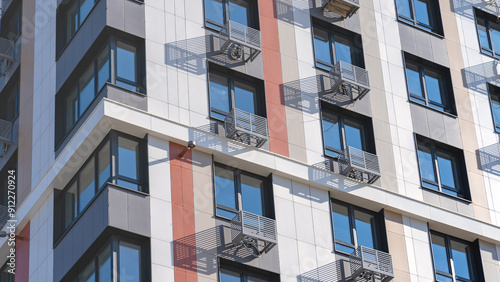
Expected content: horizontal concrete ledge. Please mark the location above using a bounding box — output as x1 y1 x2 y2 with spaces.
2 98 500 259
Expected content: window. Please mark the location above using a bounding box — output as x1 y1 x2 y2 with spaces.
330 199 384 254
475 9 500 59
0 79 19 123
204 0 259 30
57 0 99 55
312 21 364 71
321 104 375 158
208 66 265 121
54 131 147 241
416 136 469 199
489 84 500 132
1 1 21 42
69 236 148 282
404 54 455 114
430 231 482 282
219 260 279 282
214 163 272 220
56 36 145 146
0 261 14 282
395 0 442 34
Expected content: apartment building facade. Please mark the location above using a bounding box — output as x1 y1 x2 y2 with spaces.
0 0 500 281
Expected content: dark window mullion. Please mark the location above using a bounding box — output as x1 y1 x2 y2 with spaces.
419 66 430 107
431 146 443 192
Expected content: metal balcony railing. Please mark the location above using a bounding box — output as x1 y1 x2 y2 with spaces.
0 119 12 155
323 0 360 18
219 20 262 62
350 246 394 282
224 108 268 148
328 60 370 102
338 146 381 184
230 210 277 257
0 37 14 76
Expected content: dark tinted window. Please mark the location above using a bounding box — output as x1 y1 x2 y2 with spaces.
204 0 258 30
57 0 98 55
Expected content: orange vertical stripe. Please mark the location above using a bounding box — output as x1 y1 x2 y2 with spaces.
15 222 30 282
258 0 289 157
170 143 197 282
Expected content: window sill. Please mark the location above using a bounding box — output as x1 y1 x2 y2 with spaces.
409 100 457 118
479 50 499 61
397 19 444 39
421 186 472 204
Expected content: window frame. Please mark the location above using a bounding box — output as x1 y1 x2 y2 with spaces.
55 34 146 149
218 258 280 282
320 102 375 158
0 0 22 42
429 230 481 282
394 0 443 35
203 0 260 31
403 53 456 115
207 64 266 122
488 83 500 133
474 8 500 59
212 162 273 220
415 135 470 201
0 71 20 123
56 0 99 57
54 131 148 242
67 234 150 282
311 19 365 72
0 260 14 282
330 198 383 255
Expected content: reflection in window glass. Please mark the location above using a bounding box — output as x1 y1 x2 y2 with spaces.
66 1 78 39
396 0 439 32
405 59 452 113
98 141 111 188
322 115 341 155
64 182 77 229
98 245 112 282
119 242 141 282
234 82 256 115
354 210 375 249
490 89 500 130
334 35 354 65
65 88 78 132
228 0 249 26
431 233 450 274
118 137 139 181
79 65 96 115
220 270 241 282
205 0 224 28
406 64 424 99
116 42 137 91
240 174 263 216
79 260 96 282
476 12 500 58
215 166 237 214
312 25 361 70
79 0 94 25
331 202 352 245
97 46 110 91
396 0 412 19
417 139 464 198
209 74 230 120
79 157 95 212
344 119 364 151
431 232 478 282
